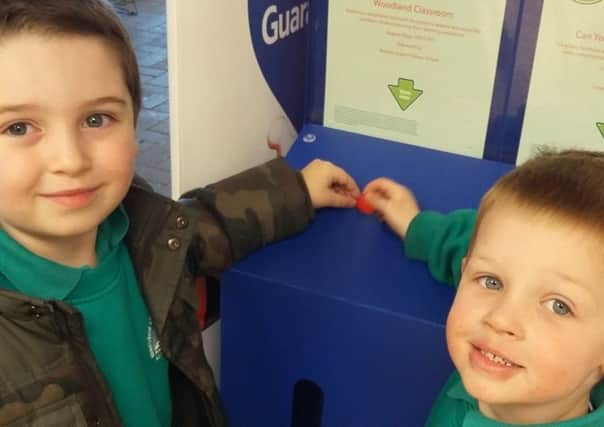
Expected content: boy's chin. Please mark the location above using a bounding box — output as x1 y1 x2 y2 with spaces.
458 368 520 405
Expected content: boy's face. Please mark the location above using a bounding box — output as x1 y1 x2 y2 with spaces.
0 33 137 249
447 203 604 423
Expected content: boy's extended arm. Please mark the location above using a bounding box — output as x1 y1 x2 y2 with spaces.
179 158 314 276
404 209 476 288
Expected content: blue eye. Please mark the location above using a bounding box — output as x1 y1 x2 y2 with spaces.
545 299 572 316
5 122 30 136
85 113 110 128
479 276 502 290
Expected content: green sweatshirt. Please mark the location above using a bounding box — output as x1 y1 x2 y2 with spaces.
0 207 171 426
404 209 604 427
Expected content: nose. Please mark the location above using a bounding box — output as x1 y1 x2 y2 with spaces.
482 295 525 339
45 126 92 176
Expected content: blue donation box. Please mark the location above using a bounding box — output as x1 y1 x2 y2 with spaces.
220 125 512 426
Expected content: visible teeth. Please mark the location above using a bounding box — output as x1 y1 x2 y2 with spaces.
481 350 514 367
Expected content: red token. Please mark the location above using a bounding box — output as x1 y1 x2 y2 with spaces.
355 195 375 214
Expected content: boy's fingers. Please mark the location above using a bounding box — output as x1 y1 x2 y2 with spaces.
329 193 357 208
363 180 382 194
332 169 360 196
363 192 387 212
344 184 361 198
363 177 394 193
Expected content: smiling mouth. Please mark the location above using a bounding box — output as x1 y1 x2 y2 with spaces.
41 186 100 208
44 187 97 197
472 344 523 369
479 349 519 367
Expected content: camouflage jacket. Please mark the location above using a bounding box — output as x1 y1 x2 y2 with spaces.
0 158 314 427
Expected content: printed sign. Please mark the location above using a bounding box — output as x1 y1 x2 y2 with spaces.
516 1 604 163
323 0 506 157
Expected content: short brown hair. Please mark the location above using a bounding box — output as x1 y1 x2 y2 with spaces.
469 150 604 252
0 0 141 123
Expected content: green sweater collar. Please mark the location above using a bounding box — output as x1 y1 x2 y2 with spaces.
448 377 604 426
0 206 128 301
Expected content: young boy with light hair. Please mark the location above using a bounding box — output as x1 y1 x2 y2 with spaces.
364 150 604 426
0 1 360 425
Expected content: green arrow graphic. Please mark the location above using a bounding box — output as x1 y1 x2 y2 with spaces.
597 122 604 140
388 78 423 111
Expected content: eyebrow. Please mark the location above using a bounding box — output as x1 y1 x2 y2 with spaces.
0 96 128 115
468 254 498 266
0 103 40 115
81 96 128 109
550 270 592 294
470 254 594 298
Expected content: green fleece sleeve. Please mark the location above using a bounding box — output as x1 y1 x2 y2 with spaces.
404 209 477 288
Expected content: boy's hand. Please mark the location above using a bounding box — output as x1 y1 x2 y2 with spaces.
363 178 420 239
301 159 360 208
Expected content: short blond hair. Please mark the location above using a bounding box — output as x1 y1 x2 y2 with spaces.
468 150 604 253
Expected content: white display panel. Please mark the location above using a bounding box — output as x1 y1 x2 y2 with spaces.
166 0 307 384
324 0 506 158
516 1 604 164
167 2 299 198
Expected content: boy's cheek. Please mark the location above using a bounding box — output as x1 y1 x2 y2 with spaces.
446 287 479 340
446 301 464 334
445 305 466 369
105 136 138 172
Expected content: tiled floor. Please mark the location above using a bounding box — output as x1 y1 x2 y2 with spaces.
114 0 172 196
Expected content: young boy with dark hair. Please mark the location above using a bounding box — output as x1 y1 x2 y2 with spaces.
0 1 360 425
364 150 604 426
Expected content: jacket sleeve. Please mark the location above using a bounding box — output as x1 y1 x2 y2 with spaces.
179 158 314 276
404 209 476 288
